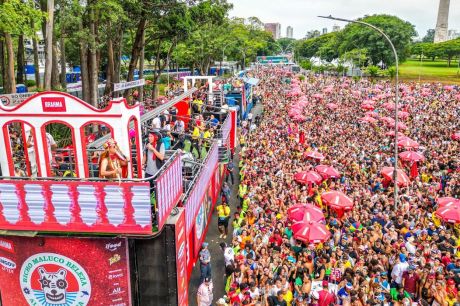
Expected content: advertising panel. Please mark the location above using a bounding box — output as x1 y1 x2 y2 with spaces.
0 236 131 306
174 209 188 306
185 143 218 235
155 153 183 230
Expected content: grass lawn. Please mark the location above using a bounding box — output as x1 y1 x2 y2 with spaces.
399 59 460 84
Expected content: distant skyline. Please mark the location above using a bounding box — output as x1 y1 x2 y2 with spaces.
229 0 460 39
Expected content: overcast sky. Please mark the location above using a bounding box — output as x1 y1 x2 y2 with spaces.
229 0 460 39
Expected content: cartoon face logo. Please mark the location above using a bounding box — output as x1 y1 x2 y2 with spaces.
20 253 91 306
38 267 68 304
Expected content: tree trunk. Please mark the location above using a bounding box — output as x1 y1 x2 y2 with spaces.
125 18 147 99
138 30 145 102
0 38 5 89
104 26 114 95
88 11 98 107
16 35 25 84
4 33 16 93
51 39 60 89
112 25 123 98
60 34 66 88
79 38 90 102
44 0 54 90
33 36 41 88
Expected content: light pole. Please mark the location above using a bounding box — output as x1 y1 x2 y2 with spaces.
319 15 400 209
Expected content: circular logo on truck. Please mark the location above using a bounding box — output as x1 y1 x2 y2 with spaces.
20 253 91 306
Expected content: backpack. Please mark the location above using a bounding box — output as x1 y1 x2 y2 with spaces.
155 138 165 169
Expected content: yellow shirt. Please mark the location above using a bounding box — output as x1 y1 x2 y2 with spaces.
283 290 294 306
192 127 200 140
216 205 230 218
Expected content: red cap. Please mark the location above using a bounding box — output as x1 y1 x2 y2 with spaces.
447 279 455 285
322 280 329 287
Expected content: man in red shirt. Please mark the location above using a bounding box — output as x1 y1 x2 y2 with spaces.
401 266 420 300
318 280 336 306
269 229 283 247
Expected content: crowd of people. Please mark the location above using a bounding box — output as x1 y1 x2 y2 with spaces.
213 67 460 306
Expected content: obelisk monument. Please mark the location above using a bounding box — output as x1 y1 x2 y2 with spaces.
434 0 450 43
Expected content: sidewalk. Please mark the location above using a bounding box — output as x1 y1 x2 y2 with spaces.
188 102 264 305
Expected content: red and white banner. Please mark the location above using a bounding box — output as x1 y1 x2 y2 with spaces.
174 209 188 306
222 114 231 145
155 153 183 230
0 180 152 235
185 143 219 235
0 236 131 306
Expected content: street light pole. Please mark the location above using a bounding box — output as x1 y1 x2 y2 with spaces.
319 15 400 210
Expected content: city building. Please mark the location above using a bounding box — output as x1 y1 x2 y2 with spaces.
322 27 328 35
264 23 281 39
332 25 341 32
286 26 293 38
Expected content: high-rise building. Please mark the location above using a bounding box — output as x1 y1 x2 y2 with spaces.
264 23 281 40
286 26 293 39
332 25 341 32
434 0 450 43
322 28 328 35
448 29 459 40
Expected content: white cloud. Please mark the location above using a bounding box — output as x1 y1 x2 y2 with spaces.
229 0 460 39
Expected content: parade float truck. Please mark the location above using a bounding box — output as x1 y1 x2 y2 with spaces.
0 88 236 306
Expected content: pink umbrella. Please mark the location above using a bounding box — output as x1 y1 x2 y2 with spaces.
287 204 325 222
398 111 409 119
398 138 419 149
291 221 331 243
380 117 395 125
452 132 460 141
399 151 425 162
313 93 324 99
437 197 460 207
396 122 408 131
304 151 325 160
321 190 354 210
436 205 460 223
365 111 379 118
381 167 410 187
359 116 378 123
383 102 397 110
326 103 338 110
294 171 323 185
315 165 341 179
385 130 405 137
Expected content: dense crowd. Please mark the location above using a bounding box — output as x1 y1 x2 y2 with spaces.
216 67 460 306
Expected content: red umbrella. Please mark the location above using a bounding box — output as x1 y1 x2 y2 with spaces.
361 103 375 111
398 138 419 149
399 151 425 162
365 111 379 118
359 116 377 123
315 165 341 178
435 205 460 223
380 167 410 187
291 221 331 243
287 204 324 222
398 111 410 119
294 171 323 185
383 102 397 110
380 117 395 125
326 103 338 110
452 132 460 141
437 197 460 207
321 190 354 210
304 151 325 160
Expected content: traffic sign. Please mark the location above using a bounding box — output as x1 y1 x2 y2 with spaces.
0 92 37 106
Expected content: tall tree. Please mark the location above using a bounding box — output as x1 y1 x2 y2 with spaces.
44 0 54 90
422 29 435 43
16 35 25 84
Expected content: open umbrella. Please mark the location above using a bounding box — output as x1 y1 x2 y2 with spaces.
452 132 460 141
437 197 460 207
294 171 323 185
365 111 379 118
399 151 425 162
361 103 375 111
398 138 419 149
287 204 324 222
321 190 354 210
291 221 331 243
380 117 395 125
326 103 338 110
436 205 460 223
304 151 325 160
315 165 341 178
385 130 404 137
381 167 410 187
396 122 408 131
359 116 378 123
